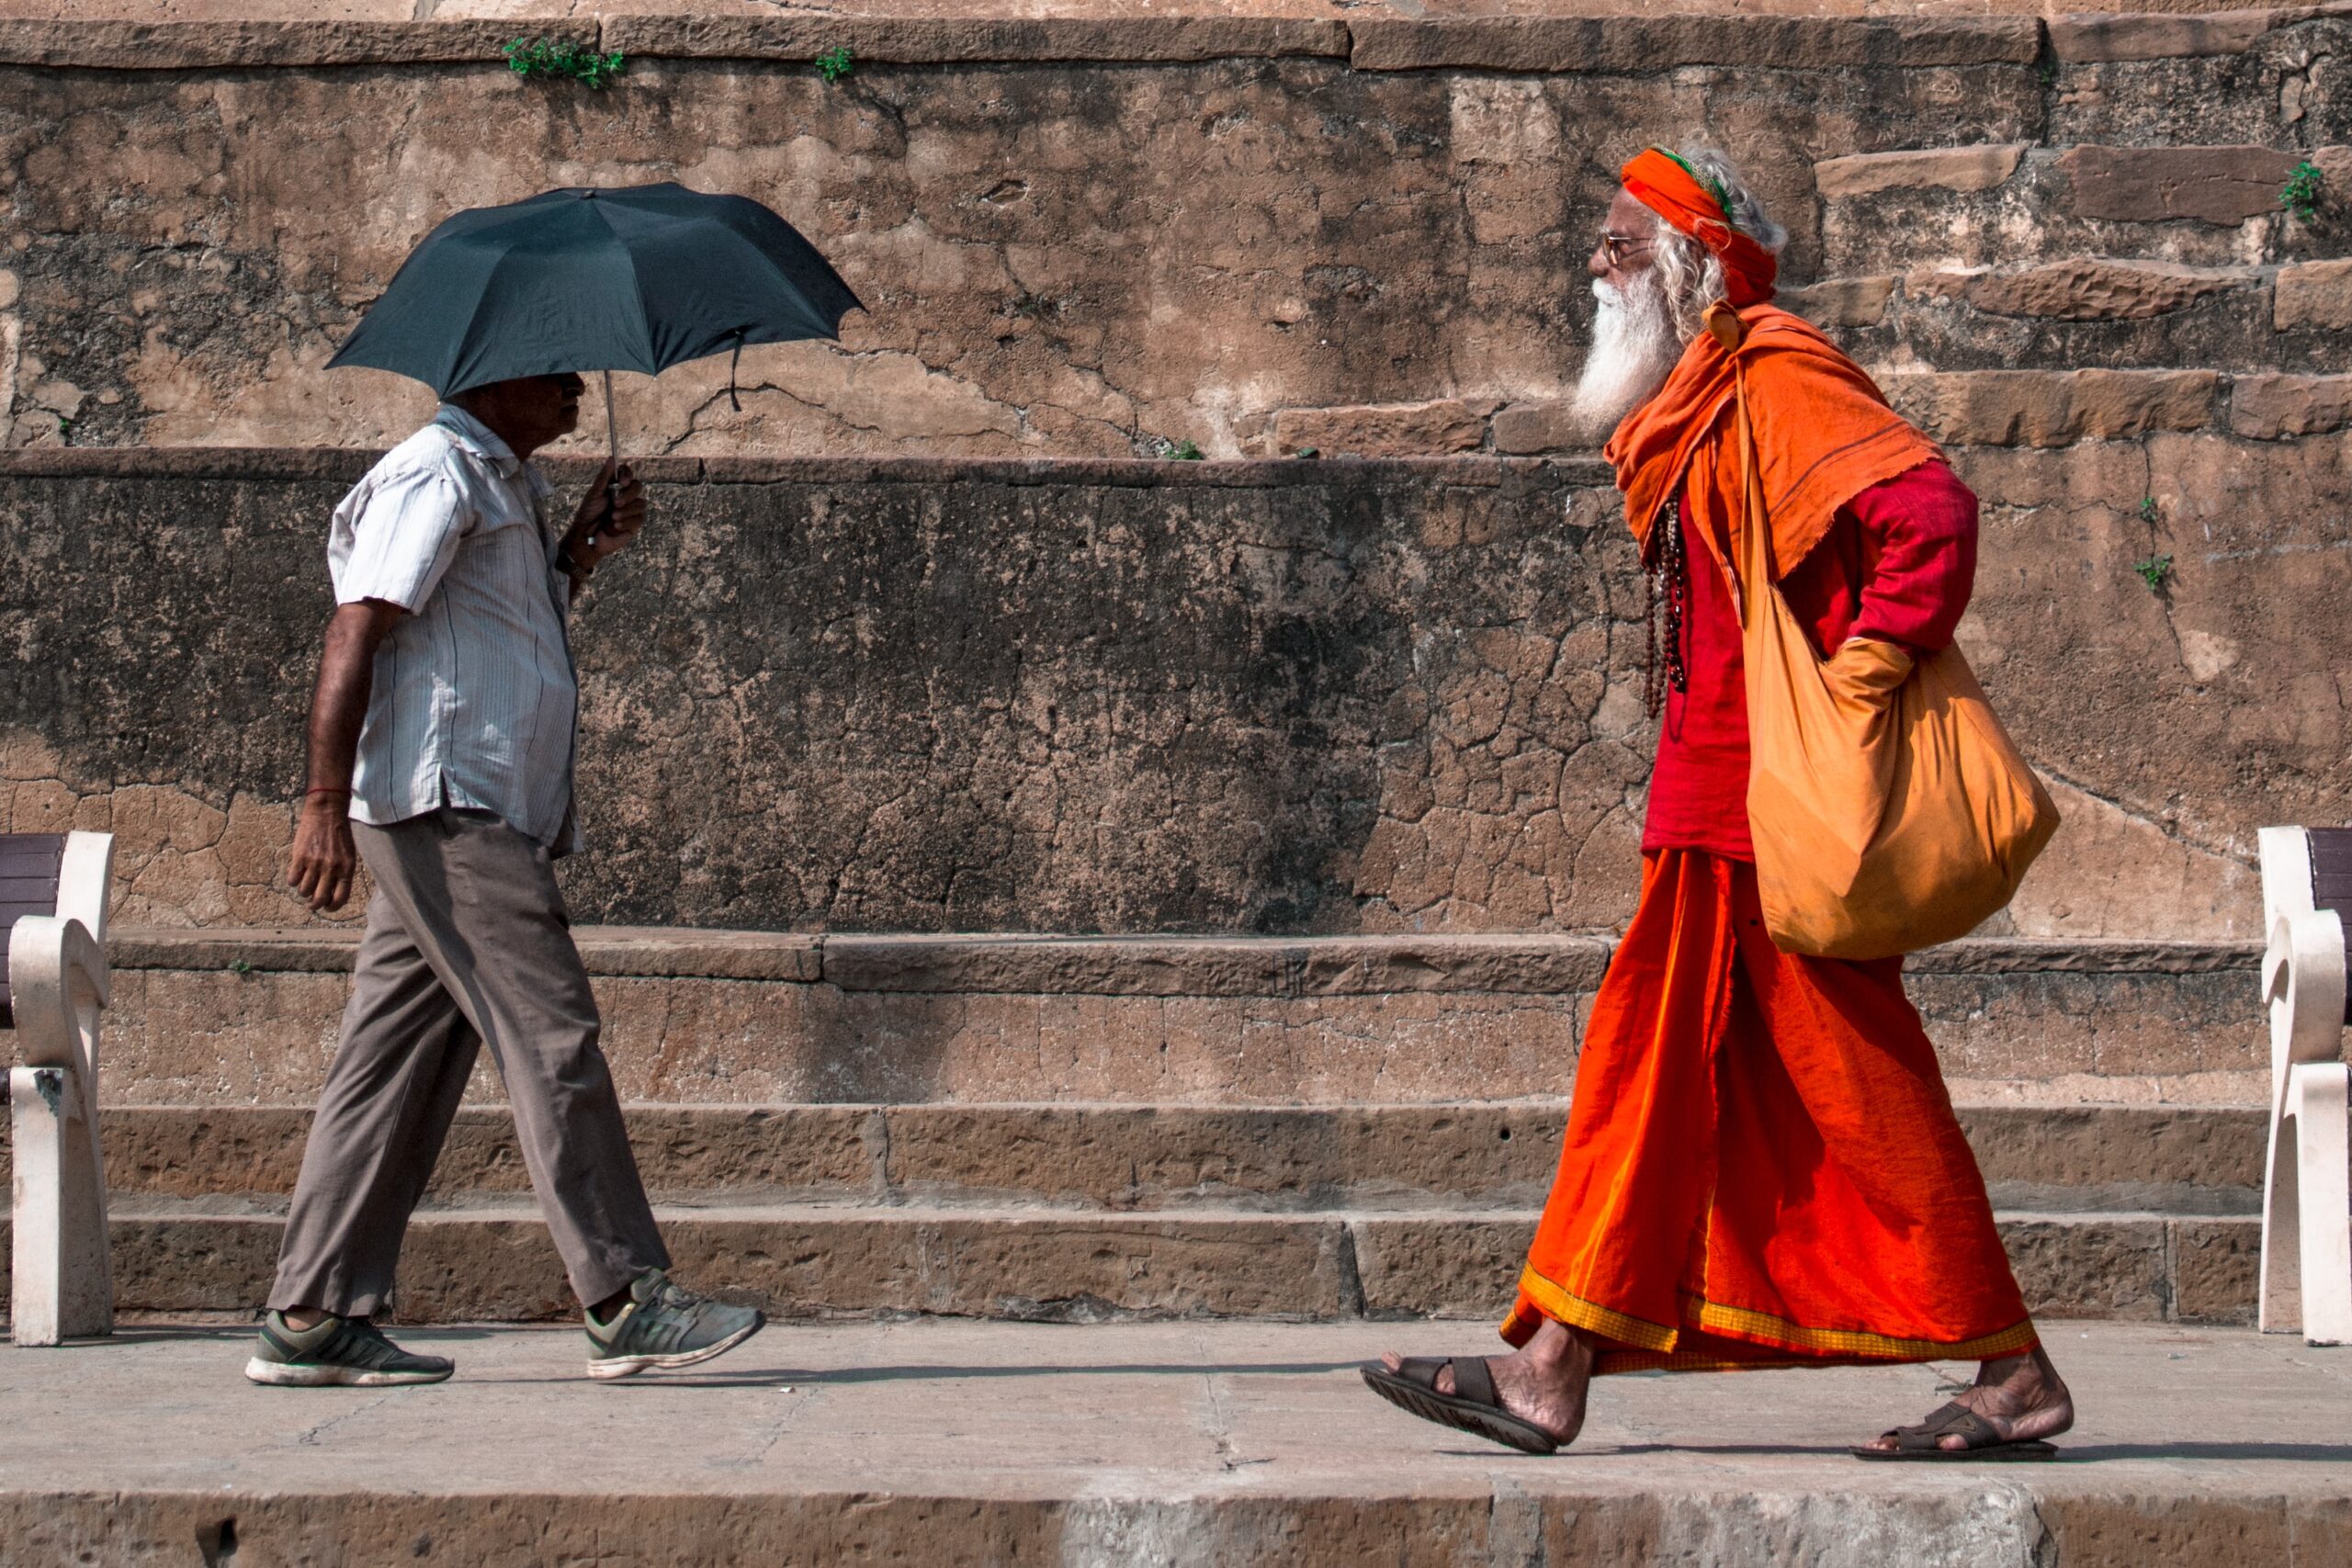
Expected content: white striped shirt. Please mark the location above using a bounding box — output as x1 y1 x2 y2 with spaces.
328 404 582 852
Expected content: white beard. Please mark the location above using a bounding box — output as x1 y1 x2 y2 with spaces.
1573 276 1681 431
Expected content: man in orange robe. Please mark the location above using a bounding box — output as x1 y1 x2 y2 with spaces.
1363 147 2076 1459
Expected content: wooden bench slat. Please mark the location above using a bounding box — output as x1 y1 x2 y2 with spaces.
0 834 68 1031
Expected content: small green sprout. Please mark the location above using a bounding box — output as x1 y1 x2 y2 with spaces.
816 45 855 83
2281 160 2325 223
503 37 628 90
2132 554 2174 593
1171 440 1204 461
2139 496 2159 523
55 414 73 442
229 958 253 976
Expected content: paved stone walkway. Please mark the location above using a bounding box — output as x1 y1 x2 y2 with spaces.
4 1320 2348 1565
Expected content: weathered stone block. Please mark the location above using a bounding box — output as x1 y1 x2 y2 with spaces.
2276 258 2352 331
1885 369 2218 446
0 17 595 69
604 14 1354 64
1489 400 1600 457
1914 258 2259 321
1815 144 2026 199
1348 16 2040 73
2230 373 2352 437
2172 1217 2261 1324
1999 1216 2171 1319
2048 8 2293 62
2062 144 2298 224
1268 400 1494 458
1778 276 1895 328
1351 1215 1531 1318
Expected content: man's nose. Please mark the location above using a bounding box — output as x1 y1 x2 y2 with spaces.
1588 244 1611 280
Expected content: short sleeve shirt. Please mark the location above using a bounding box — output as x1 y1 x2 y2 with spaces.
327 404 582 852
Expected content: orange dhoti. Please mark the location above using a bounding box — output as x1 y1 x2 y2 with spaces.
1506 848 2036 1374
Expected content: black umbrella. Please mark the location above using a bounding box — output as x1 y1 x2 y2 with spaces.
329 181 863 466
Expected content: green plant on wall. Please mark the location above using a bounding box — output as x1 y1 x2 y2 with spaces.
2133 554 2173 593
503 37 628 90
2139 495 2159 523
2281 160 2325 222
817 45 855 83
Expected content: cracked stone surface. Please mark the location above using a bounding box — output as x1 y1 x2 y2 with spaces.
0 441 2324 938
0 42 2052 456
1 1322 2348 1567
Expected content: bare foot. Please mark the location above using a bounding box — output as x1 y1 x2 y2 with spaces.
1860 1346 2075 1452
1379 1317 1600 1446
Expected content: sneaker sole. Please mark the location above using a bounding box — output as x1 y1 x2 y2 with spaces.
243 1356 453 1388
585 1314 765 1382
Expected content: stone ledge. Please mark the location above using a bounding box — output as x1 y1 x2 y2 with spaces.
1344 15 2041 71
605 15 1352 62
820 932 1615 997
51 1203 2256 1322
105 925 2260 989
0 447 1616 491
0 17 595 68
0 13 2046 71
46 1102 2266 1212
2049 2 2352 61
0 1322 2337 1568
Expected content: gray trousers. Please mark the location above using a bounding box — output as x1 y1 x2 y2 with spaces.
269 808 669 1316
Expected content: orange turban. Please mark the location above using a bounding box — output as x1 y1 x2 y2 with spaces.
1620 148 1778 307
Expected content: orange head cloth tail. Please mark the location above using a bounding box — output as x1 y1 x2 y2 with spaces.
1619 148 1777 308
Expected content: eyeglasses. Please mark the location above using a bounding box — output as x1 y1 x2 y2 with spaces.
1595 233 1655 266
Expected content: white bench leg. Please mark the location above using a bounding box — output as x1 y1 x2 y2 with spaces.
2262 1094 2303 1335
2290 1063 2352 1347
9 1063 113 1345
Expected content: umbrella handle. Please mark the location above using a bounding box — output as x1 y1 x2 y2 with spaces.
595 369 620 546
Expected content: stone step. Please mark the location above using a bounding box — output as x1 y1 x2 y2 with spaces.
36 1102 2265 1216
6 1320 2344 1568
14 1201 2256 1327
98 928 2266 1106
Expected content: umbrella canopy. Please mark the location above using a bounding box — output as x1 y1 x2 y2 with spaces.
329 182 863 397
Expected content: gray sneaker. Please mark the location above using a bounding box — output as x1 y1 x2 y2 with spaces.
244 1312 455 1387
584 1269 765 1381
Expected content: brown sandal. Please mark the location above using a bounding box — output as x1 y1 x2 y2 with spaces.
1362 1357 1559 1455
1852 1401 2059 1462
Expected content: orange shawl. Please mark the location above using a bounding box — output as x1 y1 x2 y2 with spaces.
1605 303 1942 586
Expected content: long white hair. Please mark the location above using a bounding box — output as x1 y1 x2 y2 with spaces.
1572 145 1789 429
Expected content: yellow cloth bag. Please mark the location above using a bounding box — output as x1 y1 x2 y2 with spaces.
1713 308 2060 959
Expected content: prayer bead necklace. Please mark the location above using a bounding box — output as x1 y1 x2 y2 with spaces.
1644 496 1690 719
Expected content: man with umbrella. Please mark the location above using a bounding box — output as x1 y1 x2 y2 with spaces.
245 185 859 1387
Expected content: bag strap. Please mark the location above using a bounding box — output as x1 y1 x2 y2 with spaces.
1702 300 1774 629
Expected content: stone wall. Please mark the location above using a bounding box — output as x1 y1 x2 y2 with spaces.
5 12 2347 459
1 445 2324 937
2 10 2344 938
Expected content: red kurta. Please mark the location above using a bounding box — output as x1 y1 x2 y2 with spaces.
1643 460 1980 862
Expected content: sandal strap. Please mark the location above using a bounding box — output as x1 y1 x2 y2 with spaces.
1390 1357 1451 1393
1892 1402 2000 1451
1452 1357 1498 1409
